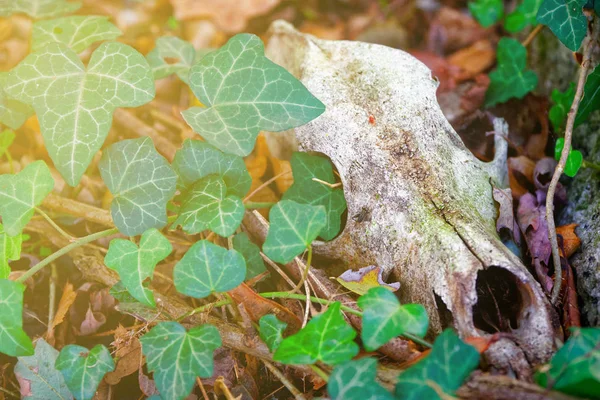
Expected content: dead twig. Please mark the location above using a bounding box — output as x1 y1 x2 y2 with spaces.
547 16 598 305
262 360 307 400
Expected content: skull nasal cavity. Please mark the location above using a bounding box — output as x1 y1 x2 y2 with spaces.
473 267 524 333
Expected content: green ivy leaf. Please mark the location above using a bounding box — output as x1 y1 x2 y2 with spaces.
358 287 428 351
0 73 34 130
535 327 600 398
274 302 358 365
505 0 543 32
4 42 155 186
104 228 172 307
147 36 196 83
55 344 114 400
328 358 394 400
233 232 267 279
0 129 15 158
263 200 326 264
0 224 22 279
0 161 54 236
32 16 122 54
0 279 33 357
174 240 246 299
140 322 221 400
14 339 72 400
555 138 583 177
182 34 325 156
576 64 600 126
537 0 587 51
395 329 479 400
468 0 504 27
174 175 244 237
0 0 81 19
549 83 575 131
485 38 538 106
172 139 251 197
259 314 287 352
283 152 346 241
99 137 177 237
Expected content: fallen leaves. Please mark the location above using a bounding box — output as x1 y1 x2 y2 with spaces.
170 0 280 32
336 265 400 295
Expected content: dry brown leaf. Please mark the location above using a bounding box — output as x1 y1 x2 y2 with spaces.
557 224 581 258
507 156 535 199
228 283 302 331
170 0 280 32
79 306 106 336
50 282 76 331
271 158 293 194
245 136 269 181
300 21 346 40
448 40 495 80
105 333 142 385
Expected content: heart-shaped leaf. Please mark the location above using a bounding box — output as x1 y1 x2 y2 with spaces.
15 339 72 400
283 152 346 241
0 160 54 236
328 358 394 400
576 64 600 126
0 74 34 129
274 302 358 365
554 138 584 177
259 314 287 352
485 38 538 106
535 327 600 398
395 329 479 400
0 0 81 19
172 139 251 197
358 287 428 351
182 34 325 156
32 16 122 54
0 129 15 158
0 279 33 357
233 232 266 279
174 176 244 237
140 322 221 400
0 224 22 279
549 83 575 132
147 36 196 83
263 200 326 264
174 240 246 299
105 228 172 307
5 42 155 186
468 0 503 27
537 0 587 51
99 137 177 237
505 0 543 32
55 344 114 400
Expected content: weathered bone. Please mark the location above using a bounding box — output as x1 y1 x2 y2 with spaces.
265 21 558 366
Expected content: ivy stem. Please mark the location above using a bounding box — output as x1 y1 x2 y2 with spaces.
5 150 14 174
34 207 75 241
263 360 308 399
309 365 330 382
582 159 600 171
15 227 119 284
547 18 598 305
176 298 232 321
290 245 312 294
521 25 544 47
244 201 276 209
182 291 434 348
243 170 291 203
